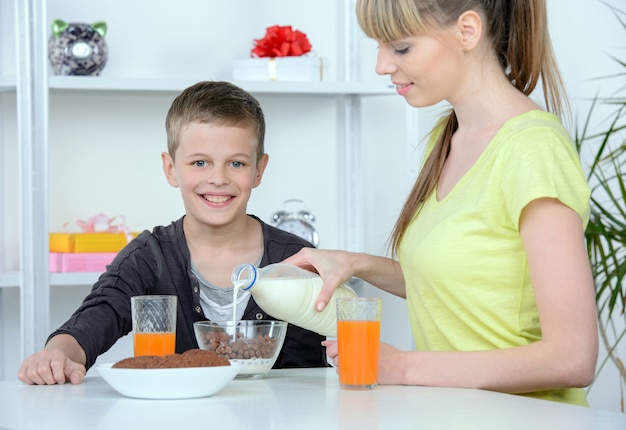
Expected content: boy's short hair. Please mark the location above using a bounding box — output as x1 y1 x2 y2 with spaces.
165 81 266 162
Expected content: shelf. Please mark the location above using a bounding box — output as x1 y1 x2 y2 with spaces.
0 272 100 288
0 273 18 288
48 76 396 96
0 76 16 91
51 272 100 286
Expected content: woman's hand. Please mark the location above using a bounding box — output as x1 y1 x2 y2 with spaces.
283 248 358 311
323 339 406 384
322 339 338 368
283 248 406 310
18 349 86 385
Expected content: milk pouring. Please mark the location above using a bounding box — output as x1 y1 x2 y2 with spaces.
231 263 358 337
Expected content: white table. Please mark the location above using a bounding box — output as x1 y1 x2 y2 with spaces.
0 368 624 429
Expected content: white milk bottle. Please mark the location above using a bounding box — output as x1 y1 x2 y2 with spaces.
231 263 358 337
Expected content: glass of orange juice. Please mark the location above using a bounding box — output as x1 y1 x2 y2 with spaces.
336 297 382 390
131 295 177 357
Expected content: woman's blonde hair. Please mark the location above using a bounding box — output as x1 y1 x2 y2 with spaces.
356 0 568 255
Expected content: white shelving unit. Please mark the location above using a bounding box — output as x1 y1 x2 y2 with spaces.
47 76 395 94
0 0 415 379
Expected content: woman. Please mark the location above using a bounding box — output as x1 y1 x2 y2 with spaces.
285 0 598 406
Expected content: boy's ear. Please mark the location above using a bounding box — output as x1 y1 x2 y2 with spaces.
161 152 179 188
456 10 482 51
253 153 269 188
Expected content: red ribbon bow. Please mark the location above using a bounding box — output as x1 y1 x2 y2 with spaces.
251 25 312 58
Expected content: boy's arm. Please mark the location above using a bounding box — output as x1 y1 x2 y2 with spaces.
44 333 87 364
17 334 87 385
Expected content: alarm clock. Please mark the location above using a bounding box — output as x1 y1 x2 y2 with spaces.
271 199 320 247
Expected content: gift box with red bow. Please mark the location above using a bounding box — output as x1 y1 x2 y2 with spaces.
233 25 325 82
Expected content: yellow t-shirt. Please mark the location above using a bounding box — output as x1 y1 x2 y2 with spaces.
398 110 591 406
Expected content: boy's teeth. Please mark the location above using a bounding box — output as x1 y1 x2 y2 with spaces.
205 196 229 203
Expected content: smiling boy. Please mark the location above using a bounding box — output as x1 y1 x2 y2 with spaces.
18 81 328 385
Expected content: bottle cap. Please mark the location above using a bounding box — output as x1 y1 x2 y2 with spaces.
232 264 257 290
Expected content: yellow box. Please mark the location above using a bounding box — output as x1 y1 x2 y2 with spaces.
49 233 73 253
49 232 138 253
73 233 135 253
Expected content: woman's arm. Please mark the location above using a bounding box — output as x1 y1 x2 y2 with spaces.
371 198 598 392
282 249 406 311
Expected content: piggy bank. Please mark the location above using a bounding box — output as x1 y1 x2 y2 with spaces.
48 20 108 76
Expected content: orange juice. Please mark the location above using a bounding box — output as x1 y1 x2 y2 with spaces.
133 332 176 356
337 320 380 387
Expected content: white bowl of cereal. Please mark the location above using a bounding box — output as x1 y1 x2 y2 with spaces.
194 320 287 378
97 349 240 399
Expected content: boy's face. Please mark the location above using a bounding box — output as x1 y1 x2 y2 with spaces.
161 121 268 230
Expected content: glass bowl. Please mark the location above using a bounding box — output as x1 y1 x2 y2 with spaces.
194 320 287 378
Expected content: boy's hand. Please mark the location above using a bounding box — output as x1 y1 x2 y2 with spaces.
18 349 86 385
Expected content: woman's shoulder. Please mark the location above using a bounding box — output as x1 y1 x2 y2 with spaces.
492 110 578 162
500 110 571 143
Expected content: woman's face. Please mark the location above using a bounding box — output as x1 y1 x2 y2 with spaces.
374 27 466 108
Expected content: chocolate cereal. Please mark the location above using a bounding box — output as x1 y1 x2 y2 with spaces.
197 329 280 360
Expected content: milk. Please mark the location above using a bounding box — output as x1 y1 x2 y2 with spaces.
231 263 358 337
249 277 356 337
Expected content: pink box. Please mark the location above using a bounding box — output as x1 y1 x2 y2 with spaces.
49 252 117 273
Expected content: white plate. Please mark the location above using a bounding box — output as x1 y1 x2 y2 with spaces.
96 361 241 399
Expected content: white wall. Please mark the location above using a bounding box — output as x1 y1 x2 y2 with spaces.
1 0 625 413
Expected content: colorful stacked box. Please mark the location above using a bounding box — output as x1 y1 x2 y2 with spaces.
49 232 137 273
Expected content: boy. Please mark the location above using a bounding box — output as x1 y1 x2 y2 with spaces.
18 81 327 385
